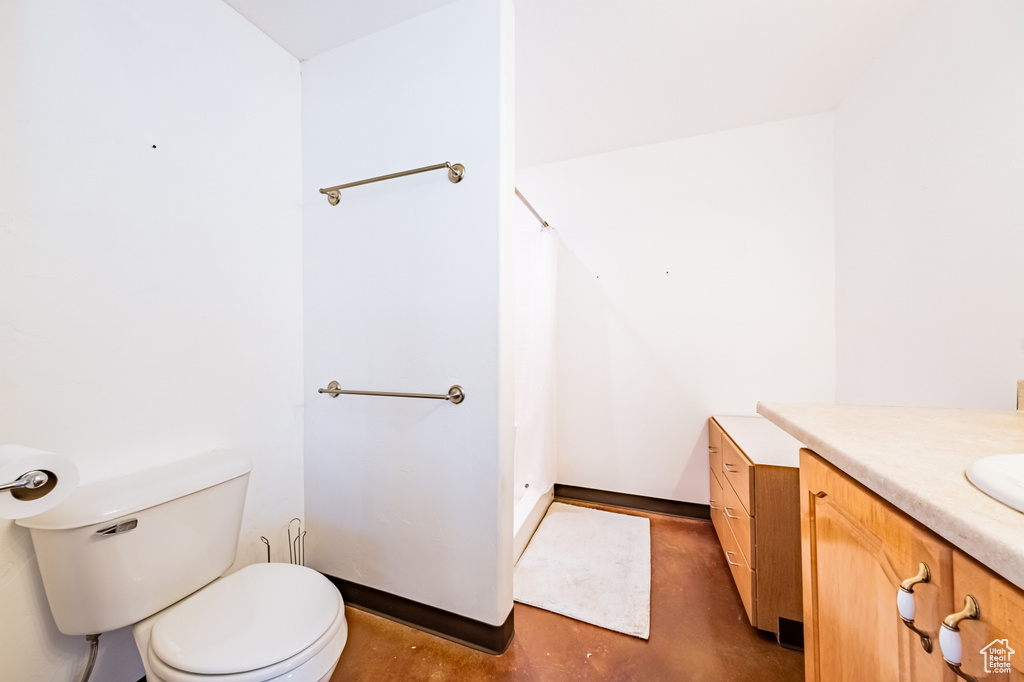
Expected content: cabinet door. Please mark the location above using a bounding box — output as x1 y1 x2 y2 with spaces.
801 451 954 682
948 551 1024 681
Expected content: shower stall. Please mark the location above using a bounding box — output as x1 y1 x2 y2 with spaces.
512 189 558 562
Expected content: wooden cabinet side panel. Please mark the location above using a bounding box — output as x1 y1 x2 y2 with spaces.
801 450 825 681
801 450 954 682
754 464 802 632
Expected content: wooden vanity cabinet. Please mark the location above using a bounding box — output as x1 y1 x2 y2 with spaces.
802 450 1024 682
708 416 802 642
801 450 953 681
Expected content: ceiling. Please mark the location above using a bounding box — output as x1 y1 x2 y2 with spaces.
223 0 925 168
220 0 458 61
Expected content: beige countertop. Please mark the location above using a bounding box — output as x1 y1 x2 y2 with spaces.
756 402 1024 590
712 414 802 468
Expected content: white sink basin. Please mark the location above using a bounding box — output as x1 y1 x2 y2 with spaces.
966 454 1024 514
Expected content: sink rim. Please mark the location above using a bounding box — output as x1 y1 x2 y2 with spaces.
966 453 1024 515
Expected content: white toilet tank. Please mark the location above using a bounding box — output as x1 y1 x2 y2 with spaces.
16 450 252 636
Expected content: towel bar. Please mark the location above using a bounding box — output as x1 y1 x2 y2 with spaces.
318 381 465 404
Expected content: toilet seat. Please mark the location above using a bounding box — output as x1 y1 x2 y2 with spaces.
146 604 346 682
141 563 347 682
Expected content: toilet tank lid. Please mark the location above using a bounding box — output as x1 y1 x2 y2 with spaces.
16 450 252 530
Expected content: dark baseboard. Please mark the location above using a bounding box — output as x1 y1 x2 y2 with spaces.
325 574 514 655
554 484 711 520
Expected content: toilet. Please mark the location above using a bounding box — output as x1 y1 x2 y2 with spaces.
16 451 347 682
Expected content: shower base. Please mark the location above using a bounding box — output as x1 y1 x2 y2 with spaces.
513 485 553 565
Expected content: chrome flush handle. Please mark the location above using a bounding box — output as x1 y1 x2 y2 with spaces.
95 519 138 536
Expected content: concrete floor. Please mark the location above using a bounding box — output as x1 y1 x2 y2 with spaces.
329 502 805 681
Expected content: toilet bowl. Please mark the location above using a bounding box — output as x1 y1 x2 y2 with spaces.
134 563 348 682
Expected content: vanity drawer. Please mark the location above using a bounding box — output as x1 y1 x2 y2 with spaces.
718 506 756 625
709 418 724 476
721 435 753 515
721 469 755 569
710 465 727 542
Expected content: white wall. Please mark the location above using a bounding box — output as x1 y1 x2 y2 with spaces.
834 0 1024 409
0 2 303 679
518 113 836 503
302 0 515 627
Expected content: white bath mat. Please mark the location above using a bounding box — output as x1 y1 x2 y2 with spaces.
513 502 651 639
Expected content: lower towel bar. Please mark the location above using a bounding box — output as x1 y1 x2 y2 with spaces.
318 381 465 404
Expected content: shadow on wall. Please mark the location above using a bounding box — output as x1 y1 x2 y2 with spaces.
559 212 799 503
556 238 716 499
673 422 712 502
555 241 614 475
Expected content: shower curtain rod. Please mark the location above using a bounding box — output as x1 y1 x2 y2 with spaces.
515 188 550 228
319 161 466 205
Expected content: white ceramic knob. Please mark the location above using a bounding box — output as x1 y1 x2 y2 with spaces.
897 587 916 621
940 625 962 665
